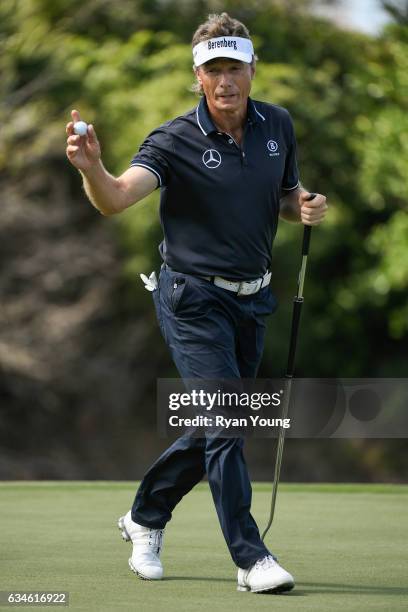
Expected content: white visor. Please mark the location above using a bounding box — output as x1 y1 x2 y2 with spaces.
193 36 254 67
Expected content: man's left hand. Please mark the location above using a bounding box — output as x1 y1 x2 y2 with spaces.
299 192 328 226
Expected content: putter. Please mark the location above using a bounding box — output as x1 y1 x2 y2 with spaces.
262 193 316 541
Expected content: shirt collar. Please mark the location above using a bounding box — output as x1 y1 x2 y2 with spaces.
195 96 266 136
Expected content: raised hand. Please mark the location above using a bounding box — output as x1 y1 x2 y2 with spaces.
65 109 101 171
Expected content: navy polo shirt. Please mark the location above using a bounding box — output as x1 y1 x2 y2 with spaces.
130 96 299 280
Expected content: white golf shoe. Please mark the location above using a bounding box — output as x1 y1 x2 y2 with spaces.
117 511 164 580
237 555 294 593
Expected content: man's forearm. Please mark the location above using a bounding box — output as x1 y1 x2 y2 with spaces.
279 187 304 223
80 160 124 216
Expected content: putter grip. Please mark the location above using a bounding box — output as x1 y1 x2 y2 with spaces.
301 193 316 255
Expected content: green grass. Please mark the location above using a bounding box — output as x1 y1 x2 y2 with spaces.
0 482 407 611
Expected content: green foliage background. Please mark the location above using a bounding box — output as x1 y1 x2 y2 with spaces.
0 0 407 480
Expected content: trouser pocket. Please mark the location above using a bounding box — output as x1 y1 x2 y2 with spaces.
152 277 168 342
170 277 186 313
162 269 212 319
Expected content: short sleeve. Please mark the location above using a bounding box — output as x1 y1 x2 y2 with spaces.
130 127 173 189
281 112 300 193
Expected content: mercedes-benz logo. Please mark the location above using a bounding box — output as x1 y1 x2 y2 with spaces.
202 149 222 169
267 140 278 153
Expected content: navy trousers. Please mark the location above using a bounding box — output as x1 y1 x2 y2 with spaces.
131 265 278 569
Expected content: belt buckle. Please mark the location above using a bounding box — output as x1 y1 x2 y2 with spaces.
237 278 262 297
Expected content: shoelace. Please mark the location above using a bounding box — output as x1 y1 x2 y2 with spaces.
254 555 276 570
148 528 164 555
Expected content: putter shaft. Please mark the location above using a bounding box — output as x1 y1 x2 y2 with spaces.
262 194 316 541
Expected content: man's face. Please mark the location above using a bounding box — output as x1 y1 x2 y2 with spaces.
195 58 255 113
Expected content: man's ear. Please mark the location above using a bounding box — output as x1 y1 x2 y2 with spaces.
194 67 202 85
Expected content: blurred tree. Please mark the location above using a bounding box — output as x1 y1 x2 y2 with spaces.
382 0 408 25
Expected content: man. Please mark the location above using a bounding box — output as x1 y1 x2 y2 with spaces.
66 12 328 594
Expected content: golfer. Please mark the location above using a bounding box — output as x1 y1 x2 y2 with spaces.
66 12 328 594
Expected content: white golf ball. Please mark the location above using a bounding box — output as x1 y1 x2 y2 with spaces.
73 121 88 136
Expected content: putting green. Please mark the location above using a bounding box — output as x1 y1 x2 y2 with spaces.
0 482 407 611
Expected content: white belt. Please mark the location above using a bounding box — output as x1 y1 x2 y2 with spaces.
204 271 272 296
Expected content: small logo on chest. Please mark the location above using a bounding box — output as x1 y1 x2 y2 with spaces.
202 149 222 169
267 140 280 156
